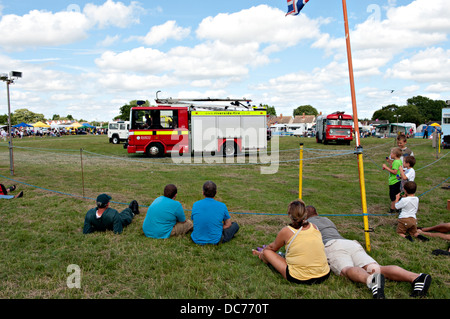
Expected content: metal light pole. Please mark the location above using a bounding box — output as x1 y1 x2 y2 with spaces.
1 71 22 176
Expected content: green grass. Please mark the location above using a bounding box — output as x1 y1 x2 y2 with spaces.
0 134 449 299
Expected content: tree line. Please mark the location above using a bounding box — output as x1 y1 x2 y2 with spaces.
284 95 446 125
0 109 102 127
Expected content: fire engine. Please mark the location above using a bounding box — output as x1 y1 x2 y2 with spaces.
315 111 353 145
125 97 268 157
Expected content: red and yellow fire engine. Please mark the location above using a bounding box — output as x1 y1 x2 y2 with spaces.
125 97 268 157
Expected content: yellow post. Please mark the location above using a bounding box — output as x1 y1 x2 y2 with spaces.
356 147 371 252
439 133 441 154
299 143 303 200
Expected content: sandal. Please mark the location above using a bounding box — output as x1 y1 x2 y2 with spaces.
8 185 16 192
256 245 267 252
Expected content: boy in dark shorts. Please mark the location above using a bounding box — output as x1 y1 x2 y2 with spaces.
382 147 402 213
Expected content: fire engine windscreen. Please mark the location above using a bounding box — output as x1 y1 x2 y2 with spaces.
326 119 353 126
131 109 179 130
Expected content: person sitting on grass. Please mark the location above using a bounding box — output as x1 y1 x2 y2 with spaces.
252 200 330 285
142 184 193 239
83 194 140 235
305 205 432 298
394 181 429 242
0 183 23 199
190 181 239 245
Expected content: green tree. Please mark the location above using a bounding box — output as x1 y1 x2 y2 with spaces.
0 114 8 124
293 105 318 117
396 105 423 125
13 109 45 125
259 104 276 116
267 106 276 116
52 114 60 120
371 104 399 123
407 95 445 122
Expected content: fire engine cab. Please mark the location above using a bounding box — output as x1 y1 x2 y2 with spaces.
315 111 353 145
125 97 268 157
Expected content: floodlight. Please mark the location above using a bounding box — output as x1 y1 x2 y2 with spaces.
10 71 22 78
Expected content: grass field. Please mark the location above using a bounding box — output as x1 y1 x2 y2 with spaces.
0 134 449 300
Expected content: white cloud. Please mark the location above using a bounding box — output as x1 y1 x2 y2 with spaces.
425 83 450 93
133 20 191 45
96 40 268 82
0 10 90 51
196 5 323 48
386 47 450 82
98 35 121 47
0 1 143 51
83 0 143 29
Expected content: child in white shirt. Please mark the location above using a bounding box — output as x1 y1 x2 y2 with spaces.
394 181 428 242
399 156 416 191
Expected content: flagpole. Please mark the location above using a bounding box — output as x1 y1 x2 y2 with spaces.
342 0 371 251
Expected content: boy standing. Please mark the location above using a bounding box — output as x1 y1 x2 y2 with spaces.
399 156 416 191
397 133 414 161
382 147 403 213
394 181 429 242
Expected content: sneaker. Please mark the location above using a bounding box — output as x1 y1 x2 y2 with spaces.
405 235 414 242
129 200 140 215
410 273 432 297
416 234 429 242
431 249 450 256
14 191 23 198
369 273 385 299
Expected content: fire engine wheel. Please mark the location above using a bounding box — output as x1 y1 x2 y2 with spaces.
222 142 237 157
146 143 164 157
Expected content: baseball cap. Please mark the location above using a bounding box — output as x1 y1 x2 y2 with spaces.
97 193 112 206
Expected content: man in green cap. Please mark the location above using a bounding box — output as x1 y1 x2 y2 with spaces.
83 194 140 234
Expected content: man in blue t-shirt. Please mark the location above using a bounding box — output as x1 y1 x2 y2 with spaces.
191 181 239 245
143 184 193 239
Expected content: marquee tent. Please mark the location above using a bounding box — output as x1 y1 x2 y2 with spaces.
33 121 50 128
13 122 33 128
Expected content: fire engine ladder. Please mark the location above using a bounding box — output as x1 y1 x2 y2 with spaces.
155 97 254 111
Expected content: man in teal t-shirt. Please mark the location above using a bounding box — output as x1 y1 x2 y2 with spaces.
191 181 239 245
142 184 192 239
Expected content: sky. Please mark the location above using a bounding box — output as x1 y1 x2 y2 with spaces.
0 0 449 122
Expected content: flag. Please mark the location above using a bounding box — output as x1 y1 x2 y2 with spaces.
286 0 310 16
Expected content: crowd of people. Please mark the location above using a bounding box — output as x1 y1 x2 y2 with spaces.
0 126 107 141
80 176 448 298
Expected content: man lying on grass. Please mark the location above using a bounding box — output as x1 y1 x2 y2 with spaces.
83 193 140 234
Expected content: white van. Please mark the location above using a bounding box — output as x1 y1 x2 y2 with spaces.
108 121 130 144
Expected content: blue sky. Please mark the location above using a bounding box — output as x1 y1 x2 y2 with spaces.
0 0 449 122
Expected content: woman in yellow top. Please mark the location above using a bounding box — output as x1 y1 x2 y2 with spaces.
252 200 330 284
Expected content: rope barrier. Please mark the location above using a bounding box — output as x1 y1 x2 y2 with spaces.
1 171 448 217
1 139 448 217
